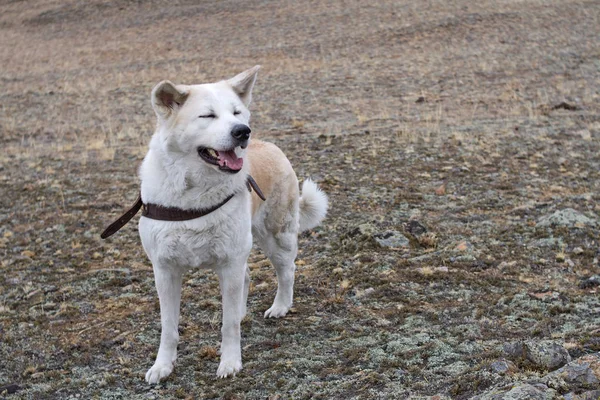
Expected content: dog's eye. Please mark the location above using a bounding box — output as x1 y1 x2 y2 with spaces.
199 114 216 119
233 110 241 116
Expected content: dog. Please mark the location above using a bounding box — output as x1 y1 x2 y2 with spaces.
137 66 328 383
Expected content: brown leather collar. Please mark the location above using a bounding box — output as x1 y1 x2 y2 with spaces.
141 192 236 222
100 175 265 239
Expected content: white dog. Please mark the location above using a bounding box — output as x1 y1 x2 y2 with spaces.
135 66 327 382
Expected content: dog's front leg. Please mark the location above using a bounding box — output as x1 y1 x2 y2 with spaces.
146 264 183 384
215 263 245 378
242 263 250 319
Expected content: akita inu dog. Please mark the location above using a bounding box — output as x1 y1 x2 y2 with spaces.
129 66 327 382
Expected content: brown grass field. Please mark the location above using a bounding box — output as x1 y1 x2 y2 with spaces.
1 0 600 399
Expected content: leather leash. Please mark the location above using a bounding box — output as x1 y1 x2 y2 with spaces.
101 175 265 239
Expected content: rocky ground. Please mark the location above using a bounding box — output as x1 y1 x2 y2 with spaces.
1 0 600 399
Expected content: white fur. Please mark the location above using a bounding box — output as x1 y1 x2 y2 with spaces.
136 66 327 383
299 179 329 232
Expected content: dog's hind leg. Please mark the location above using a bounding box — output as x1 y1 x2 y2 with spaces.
146 264 183 384
258 229 298 318
253 177 300 319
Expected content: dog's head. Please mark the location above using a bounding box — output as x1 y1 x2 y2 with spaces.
151 66 260 175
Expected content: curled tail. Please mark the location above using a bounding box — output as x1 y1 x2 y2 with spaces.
299 179 328 232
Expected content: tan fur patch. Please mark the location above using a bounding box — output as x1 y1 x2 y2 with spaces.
248 140 298 216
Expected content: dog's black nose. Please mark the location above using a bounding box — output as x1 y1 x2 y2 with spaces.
231 124 251 142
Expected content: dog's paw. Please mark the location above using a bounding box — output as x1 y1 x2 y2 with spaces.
216 358 242 378
145 362 173 384
264 304 290 318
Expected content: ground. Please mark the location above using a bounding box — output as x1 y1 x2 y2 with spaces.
1 0 599 399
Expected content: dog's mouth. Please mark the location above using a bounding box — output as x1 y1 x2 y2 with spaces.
197 147 243 174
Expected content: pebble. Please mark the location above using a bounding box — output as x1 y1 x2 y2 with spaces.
406 220 428 237
363 287 375 296
455 241 473 252
373 230 410 248
579 275 600 289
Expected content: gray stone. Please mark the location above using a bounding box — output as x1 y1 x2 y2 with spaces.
526 341 572 371
504 341 571 371
490 359 517 375
579 275 600 289
374 230 410 248
577 390 600 400
562 390 600 400
356 223 376 236
480 383 557 400
544 353 600 391
537 208 598 228
405 220 427 237
530 237 565 248
503 342 526 359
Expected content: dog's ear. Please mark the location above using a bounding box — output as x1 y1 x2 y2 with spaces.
227 65 260 106
151 81 189 118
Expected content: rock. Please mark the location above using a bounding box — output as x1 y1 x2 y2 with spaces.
578 130 592 141
537 208 598 228
373 230 410 248
563 390 600 400
530 237 565 248
543 353 600 391
526 341 572 371
0 384 21 395
406 220 427 237
354 287 375 299
476 383 557 400
503 342 526 359
356 223 376 236
504 341 571 371
579 275 600 289
395 367 408 378
455 241 473 252
551 101 580 111
408 251 442 263
528 291 560 301
435 182 447 195
573 247 584 255
490 359 518 375
340 223 380 251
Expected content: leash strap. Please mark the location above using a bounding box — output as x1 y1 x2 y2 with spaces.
101 175 265 239
246 175 266 201
100 194 143 239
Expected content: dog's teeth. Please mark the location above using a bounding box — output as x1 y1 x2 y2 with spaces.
208 149 218 158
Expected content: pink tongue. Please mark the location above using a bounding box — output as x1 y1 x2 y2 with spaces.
217 150 243 170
